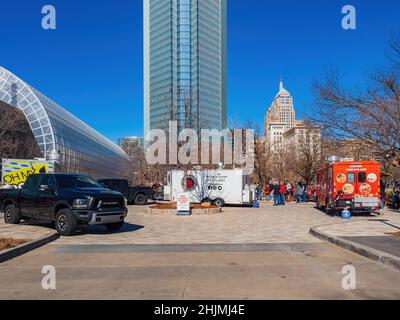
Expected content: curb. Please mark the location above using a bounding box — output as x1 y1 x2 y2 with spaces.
310 226 400 271
0 231 59 264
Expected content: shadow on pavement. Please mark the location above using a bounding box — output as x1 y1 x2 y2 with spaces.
74 222 144 236
17 220 144 236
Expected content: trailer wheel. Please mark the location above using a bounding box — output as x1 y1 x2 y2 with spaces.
213 198 225 208
201 198 212 204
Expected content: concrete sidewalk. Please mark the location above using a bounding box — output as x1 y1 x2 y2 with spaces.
0 213 59 263
0 213 55 241
310 210 400 269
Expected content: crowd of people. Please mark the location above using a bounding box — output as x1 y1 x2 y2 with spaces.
255 180 315 207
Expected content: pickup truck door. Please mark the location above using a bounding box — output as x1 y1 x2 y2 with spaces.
108 180 129 198
119 180 130 198
34 175 57 220
19 175 41 217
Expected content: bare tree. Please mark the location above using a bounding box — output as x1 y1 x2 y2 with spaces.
388 32 400 68
165 88 211 191
311 34 400 169
241 120 272 188
0 102 41 161
286 127 323 185
122 139 166 186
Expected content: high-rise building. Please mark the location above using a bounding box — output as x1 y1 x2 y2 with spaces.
117 136 145 150
144 0 227 139
264 80 304 151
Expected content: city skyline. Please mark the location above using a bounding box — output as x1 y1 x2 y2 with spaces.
0 0 399 142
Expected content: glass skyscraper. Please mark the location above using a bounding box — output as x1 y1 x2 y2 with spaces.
144 0 227 138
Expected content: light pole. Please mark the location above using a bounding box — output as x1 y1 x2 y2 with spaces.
48 149 61 172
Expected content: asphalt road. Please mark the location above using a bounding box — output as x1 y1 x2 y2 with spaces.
1 204 400 299
0 240 400 299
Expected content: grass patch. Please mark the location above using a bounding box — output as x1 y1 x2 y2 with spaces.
0 238 27 251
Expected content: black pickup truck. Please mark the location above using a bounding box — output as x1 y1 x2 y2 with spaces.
97 179 153 205
1 174 128 236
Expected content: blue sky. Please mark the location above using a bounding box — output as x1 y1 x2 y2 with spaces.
1 0 399 142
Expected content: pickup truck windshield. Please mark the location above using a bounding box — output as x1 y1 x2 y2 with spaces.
55 175 101 189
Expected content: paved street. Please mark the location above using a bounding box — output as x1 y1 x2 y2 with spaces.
50 202 368 245
0 203 400 299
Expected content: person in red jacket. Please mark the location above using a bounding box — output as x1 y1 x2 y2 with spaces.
280 181 286 206
265 184 271 201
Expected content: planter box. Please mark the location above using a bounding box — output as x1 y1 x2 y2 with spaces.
146 207 222 216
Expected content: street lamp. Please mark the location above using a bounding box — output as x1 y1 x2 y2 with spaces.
47 149 62 173
48 149 60 162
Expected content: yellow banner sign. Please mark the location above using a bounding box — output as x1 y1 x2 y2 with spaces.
1 160 55 188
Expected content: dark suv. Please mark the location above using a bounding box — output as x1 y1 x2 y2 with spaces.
2 174 128 236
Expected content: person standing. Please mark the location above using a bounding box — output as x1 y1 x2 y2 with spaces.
296 182 304 204
265 184 271 202
380 179 386 212
280 181 286 206
302 183 308 202
285 181 292 202
272 181 281 206
255 184 262 202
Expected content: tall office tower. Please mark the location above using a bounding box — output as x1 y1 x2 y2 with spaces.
144 0 227 139
264 80 301 151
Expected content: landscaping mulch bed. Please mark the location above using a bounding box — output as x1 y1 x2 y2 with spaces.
151 203 218 210
0 238 27 251
147 202 222 215
388 232 400 238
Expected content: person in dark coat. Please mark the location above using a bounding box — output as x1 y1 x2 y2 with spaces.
380 179 386 211
272 182 281 206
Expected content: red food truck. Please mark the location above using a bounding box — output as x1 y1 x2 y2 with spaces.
316 159 381 215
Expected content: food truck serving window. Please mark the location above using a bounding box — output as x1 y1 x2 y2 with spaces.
358 172 366 183
348 173 355 183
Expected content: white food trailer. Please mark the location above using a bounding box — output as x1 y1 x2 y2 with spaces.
164 169 255 207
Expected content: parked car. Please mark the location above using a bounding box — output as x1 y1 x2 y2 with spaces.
1 174 128 236
97 179 153 205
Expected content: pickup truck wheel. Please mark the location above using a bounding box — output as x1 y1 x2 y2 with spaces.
213 198 225 208
4 204 20 224
55 209 77 236
134 194 147 205
105 221 124 232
